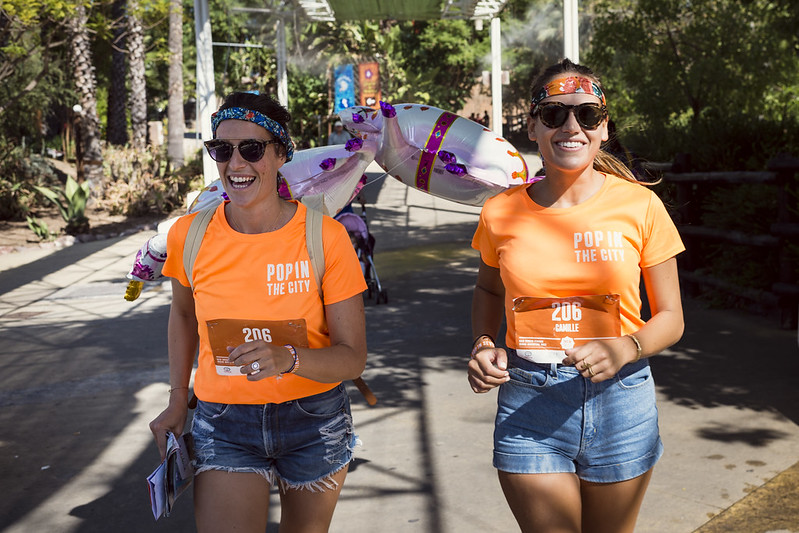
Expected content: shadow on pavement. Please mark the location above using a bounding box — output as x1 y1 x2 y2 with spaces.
0 237 126 296
653 298 799 430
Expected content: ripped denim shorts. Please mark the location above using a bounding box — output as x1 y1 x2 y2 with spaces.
191 383 356 491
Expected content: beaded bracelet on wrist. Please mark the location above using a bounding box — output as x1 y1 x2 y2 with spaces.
280 344 299 377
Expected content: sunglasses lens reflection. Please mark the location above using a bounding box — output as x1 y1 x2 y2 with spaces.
238 141 266 162
577 106 604 128
206 141 233 162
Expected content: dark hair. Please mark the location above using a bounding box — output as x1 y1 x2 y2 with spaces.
218 92 292 159
529 59 648 185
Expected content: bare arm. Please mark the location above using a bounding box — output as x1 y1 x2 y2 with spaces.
637 256 685 354
227 293 367 383
471 260 505 342
564 257 684 381
149 280 199 459
468 260 510 393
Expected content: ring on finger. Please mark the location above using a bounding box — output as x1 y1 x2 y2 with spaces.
582 360 595 377
250 361 260 373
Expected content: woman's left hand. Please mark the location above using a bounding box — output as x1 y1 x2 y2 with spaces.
562 336 637 383
227 341 293 381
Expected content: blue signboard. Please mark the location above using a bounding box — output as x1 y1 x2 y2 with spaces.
334 64 355 113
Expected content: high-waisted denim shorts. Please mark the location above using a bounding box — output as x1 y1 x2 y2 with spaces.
493 351 663 483
191 383 357 491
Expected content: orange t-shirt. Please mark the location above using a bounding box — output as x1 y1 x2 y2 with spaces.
472 174 684 349
163 201 367 404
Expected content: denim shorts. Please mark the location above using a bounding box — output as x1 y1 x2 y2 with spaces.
493 351 664 483
191 383 357 491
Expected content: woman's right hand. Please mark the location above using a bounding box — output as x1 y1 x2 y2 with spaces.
467 347 510 393
149 394 189 460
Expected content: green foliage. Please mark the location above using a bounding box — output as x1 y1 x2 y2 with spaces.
100 144 202 216
394 20 489 109
0 180 30 220
33 175 90 234
287 68 328 148
26 215 55 241
587 0 799 169
0 140 64 219
0 1 74 146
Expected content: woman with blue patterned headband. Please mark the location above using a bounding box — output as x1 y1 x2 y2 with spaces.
467 59 685 532
150 91 368 532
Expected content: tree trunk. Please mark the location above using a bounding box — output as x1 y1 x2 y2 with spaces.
106 0 129 146
67 3 104 190
166 0 185 167
128 0 147 150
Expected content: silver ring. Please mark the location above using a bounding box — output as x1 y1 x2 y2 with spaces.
251 361 260 372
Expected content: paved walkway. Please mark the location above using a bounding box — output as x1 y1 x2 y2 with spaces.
0 162 797 532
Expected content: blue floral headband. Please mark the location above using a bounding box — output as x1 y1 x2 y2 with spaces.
211 107 294 161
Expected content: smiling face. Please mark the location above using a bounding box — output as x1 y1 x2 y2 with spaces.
528 74 609 176
214 119 286 209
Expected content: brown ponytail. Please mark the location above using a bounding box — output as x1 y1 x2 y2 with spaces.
594 150 655 185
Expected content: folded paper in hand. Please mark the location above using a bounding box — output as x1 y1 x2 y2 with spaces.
147 431 194 520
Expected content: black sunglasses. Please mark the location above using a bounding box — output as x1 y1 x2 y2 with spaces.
532 102 608 130
204 138 280 163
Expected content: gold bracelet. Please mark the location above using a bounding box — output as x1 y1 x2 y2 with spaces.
627 334 643 362
168 386 188 394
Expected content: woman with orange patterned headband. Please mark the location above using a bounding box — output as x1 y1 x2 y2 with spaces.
467 59 685 532
149 91 367 532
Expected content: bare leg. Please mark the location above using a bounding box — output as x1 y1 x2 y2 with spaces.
194 470 271 533
581 469 654 533
278 465 349 533
498 471 582 533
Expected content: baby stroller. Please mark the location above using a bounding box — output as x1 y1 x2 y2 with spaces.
335 208 387 304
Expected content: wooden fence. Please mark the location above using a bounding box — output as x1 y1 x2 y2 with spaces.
657 154 799 329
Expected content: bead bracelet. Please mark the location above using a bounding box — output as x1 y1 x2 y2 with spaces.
281 344 299 376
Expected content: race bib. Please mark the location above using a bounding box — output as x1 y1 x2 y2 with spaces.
512 294 620 363
206 318 308 376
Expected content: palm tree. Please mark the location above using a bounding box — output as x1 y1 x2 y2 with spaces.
107 0 129 146
166 0 185 167
128 0 146 150
67 2 104 189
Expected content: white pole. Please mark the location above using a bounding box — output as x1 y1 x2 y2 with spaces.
194 0 216 184
490 17 502 135
570 0 579 64
563 0 579 63
276 17 288 108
